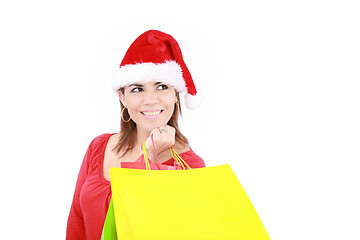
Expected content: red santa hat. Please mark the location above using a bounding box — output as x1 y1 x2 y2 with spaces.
111 30 200 109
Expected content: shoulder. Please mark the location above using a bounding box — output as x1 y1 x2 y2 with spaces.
179 149 206 168
86 133 116 153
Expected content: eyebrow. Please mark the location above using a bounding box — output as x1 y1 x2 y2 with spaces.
128 83 144 87
128 82 163 87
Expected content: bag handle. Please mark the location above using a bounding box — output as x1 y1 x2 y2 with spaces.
149 133 191 170
142 136 192 172
150 134 161 168
169 147 192 170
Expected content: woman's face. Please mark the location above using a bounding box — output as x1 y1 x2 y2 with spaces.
119 81 177 132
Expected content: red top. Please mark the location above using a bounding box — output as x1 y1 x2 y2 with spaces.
66 133 206 240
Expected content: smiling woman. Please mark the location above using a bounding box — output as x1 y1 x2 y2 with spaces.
66 30 206 240
115 81 188 159
122 82 175 125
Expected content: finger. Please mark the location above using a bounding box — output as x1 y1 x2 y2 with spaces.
149 128 161 140
158 126 168 134
165 125 175 135
150 128 159 135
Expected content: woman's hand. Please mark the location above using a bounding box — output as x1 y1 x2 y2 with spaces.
144 125 175 163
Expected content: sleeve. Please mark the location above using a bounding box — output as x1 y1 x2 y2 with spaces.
66 136 102 239
183 151 206 169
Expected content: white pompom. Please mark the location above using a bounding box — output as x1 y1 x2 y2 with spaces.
184 93 202 110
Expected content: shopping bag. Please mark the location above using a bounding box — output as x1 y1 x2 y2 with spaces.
101 198 117 240
102 164 178 240
120 154 182 170
120 161 180 170
101 141 182 239
109 142 271 239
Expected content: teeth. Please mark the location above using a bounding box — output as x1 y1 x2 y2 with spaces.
142 111 161 116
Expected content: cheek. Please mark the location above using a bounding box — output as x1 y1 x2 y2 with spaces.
162 96 176 111
124 97 141 115
162 90 177 103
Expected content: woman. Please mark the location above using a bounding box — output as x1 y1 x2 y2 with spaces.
66 30 205 240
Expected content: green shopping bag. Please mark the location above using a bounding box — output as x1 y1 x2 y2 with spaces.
101 198 117 240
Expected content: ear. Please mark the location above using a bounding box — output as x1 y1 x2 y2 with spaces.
118 90 126 106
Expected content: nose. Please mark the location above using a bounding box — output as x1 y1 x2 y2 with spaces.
143 90 160 105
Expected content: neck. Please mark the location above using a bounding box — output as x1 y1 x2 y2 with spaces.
135 126 152 148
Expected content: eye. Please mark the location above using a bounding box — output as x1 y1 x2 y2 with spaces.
131 87 143 93
157 84 168 90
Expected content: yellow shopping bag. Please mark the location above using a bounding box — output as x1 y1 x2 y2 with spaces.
109 143 270 239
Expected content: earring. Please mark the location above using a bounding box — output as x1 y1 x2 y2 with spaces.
121 107 131 122
172 101 180 117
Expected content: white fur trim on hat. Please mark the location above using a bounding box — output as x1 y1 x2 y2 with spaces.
184 93 202 110
111 61 186 93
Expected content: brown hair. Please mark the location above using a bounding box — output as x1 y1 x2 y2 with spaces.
113 89 189 157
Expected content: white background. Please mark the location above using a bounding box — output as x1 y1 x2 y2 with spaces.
1 0 359 239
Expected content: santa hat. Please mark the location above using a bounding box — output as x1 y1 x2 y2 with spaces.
111 30 201 109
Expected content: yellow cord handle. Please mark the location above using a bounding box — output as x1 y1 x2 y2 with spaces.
169 147 193 171
142 141 193 172
142 141 151 172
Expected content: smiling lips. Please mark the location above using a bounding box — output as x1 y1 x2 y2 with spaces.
141 110 163 119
